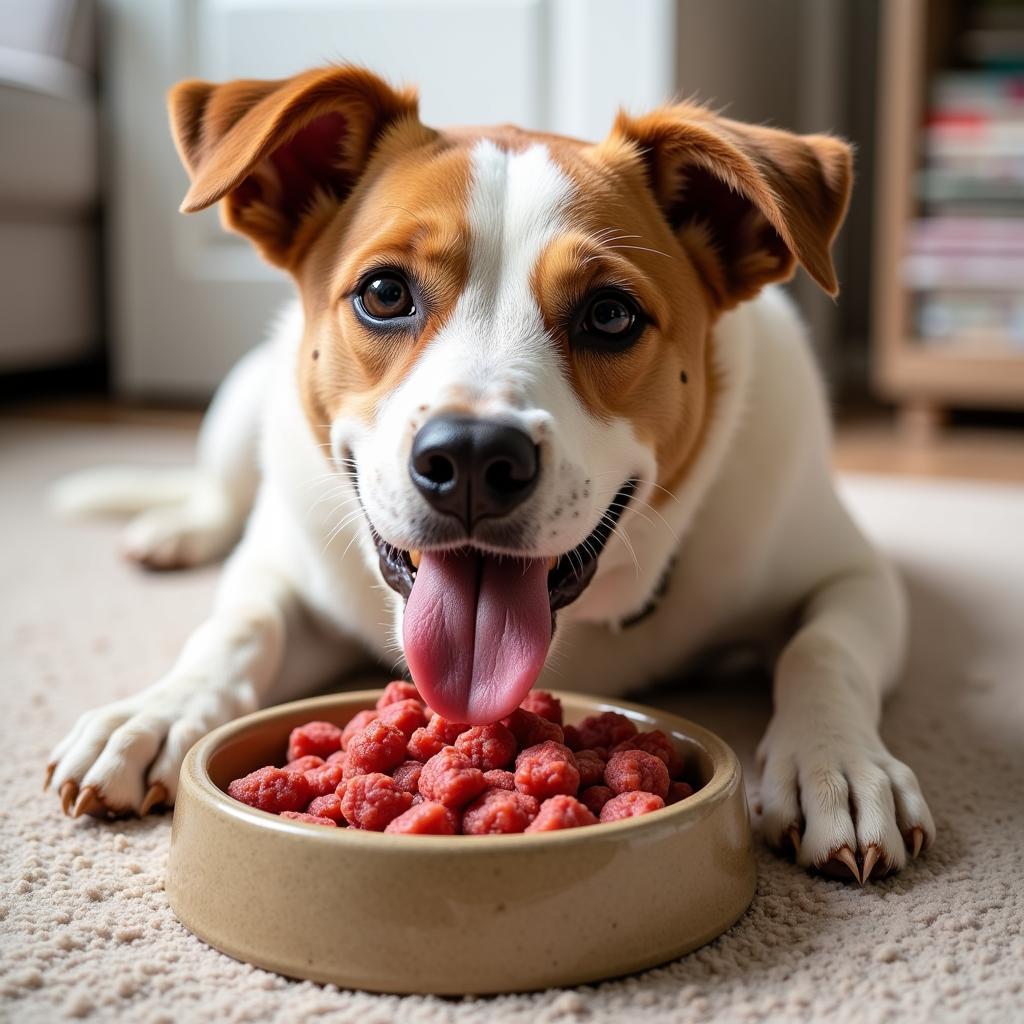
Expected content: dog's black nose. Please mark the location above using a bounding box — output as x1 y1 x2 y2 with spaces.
409 415 539 530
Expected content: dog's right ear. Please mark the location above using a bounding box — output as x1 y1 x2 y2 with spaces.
167 65 429 268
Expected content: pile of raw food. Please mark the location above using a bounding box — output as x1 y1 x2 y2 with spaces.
226 683 698 834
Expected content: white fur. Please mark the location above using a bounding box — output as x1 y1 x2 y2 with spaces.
49 145 933 876
341 142 656 640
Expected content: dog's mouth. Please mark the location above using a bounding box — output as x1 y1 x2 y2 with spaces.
368 479 636 724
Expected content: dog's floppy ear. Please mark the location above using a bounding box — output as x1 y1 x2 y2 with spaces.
610 103 852 308
167 65 425 267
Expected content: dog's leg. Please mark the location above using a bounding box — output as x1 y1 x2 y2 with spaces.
120 340 272 570
46 532 364 817
756 558 935 882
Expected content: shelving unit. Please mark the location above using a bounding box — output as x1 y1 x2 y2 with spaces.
872 0 1024 440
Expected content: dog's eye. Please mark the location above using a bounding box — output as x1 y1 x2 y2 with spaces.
572 289 646 352
357 273 416 320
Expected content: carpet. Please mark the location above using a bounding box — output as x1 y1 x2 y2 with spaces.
1 417 1022 1023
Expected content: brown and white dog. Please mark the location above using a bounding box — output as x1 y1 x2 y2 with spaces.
48 66 934 881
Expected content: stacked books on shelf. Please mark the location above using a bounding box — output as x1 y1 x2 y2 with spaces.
908 72 1024 352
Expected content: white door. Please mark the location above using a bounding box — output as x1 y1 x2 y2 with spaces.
105 0 676 397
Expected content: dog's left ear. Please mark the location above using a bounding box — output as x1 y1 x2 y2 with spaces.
609 104 853 308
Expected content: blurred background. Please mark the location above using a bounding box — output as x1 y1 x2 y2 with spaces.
2 0 1023 477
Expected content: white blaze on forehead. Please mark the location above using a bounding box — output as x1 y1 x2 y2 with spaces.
459 140 573 342
401 140 576 409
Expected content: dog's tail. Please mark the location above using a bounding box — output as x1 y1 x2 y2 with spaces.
50 466 202 519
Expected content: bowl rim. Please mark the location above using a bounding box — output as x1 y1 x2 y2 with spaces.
182 689 743 851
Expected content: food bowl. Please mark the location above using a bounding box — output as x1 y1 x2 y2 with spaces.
166 690 755 995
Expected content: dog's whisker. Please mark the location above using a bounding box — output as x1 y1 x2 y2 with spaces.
606 243 676 261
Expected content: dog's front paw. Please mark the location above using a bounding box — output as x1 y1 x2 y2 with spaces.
755 715 935 883
120 501 236 571
45 677 257 819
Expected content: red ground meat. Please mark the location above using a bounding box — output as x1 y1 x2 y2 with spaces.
519 690 563 725
391 760 424 794
375 681 422 709
286 721 344 762
666 780 695 804
525 795 598 832
576 712 637 751
561 724 582 751
406 725 446 761
279 811 338 826
384 801 457 835
306 793 345 822
454 723 517 771
462 789 540 834
341 773 414 831
418 747 487 808
579 785 614 815
514 741 580 799
604 749 670 799
573 749 606 788
227 766 313 814
428 714 472 744
378 698 428 739
341 710 379 750
346 719 408 774
503 708 564 748
515 739 575 765
611 729 685 778
227 703 703 837
304 760 346 797
599 791 665 822
481 769 516 791
407 712 472 760
337 752 367 783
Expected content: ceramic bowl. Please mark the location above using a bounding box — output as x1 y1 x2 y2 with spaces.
166 690 755 995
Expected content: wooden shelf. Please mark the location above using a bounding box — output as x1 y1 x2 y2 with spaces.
870 0 1024 439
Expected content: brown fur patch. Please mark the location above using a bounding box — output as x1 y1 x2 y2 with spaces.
529 139 717 503
609 103 853 306
296 133 473 450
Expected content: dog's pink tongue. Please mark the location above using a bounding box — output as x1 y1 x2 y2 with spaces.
403 549 552 724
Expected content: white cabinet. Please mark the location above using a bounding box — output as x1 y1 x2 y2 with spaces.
104 0 675 396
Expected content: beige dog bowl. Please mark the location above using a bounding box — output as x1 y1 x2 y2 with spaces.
166 690 755 995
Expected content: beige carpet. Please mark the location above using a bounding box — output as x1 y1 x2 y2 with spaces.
2 417 1022 1023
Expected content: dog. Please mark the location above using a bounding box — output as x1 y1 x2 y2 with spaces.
47 65 934 882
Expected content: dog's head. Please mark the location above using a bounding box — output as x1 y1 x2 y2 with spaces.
169 65 851 723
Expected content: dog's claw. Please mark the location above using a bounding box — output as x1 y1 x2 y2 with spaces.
43 763 55 791
60 780 78 816
140 783 168 816
815 845 861 883
910 826 925 859
73 785 103 818
788 826 801 858
835 846 861 883
861 845 881 885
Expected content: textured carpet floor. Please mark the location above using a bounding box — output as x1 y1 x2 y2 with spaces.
1 417 1022 1023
